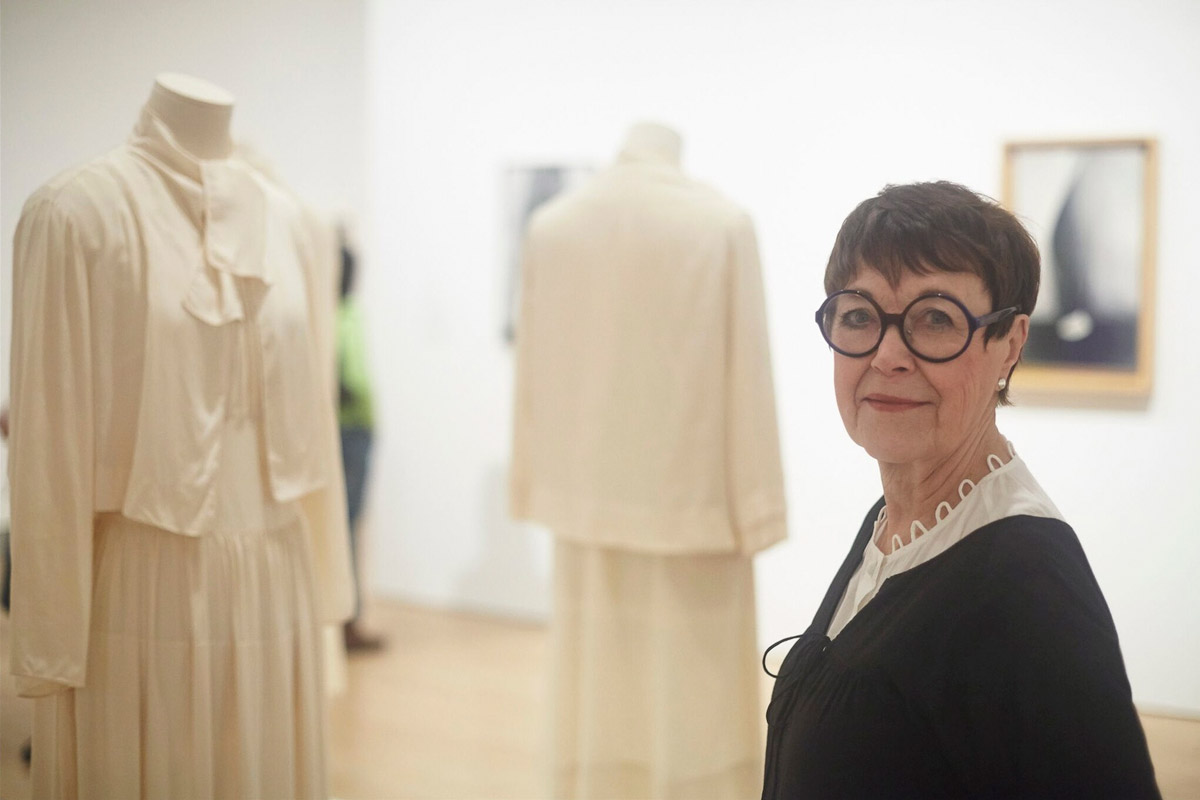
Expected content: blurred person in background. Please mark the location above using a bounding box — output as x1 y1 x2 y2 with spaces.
337 233 385 652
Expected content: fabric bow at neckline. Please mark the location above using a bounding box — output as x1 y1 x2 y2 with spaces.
130 108 273 326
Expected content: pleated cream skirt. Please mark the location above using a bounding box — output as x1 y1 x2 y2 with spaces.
31 510 327 800
551 539 764 800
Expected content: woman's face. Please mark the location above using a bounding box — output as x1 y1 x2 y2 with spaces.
832 267 1028 467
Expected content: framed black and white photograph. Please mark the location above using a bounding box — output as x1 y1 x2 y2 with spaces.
1002 138 1158 402
501 164 594 344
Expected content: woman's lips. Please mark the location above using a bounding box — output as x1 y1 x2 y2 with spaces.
863 395 928 412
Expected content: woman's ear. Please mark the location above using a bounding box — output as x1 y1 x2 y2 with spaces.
1001 314 1030 371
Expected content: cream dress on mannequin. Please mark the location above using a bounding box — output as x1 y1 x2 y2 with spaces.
512 123 787 799
8 75 352 799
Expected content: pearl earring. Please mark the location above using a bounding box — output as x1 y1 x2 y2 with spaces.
997 377 1008 391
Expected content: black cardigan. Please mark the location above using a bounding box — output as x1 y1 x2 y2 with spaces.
762 500 1160 799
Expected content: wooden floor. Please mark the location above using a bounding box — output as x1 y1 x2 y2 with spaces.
3 599 1199 799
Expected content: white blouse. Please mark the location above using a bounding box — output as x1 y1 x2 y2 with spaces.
827 445 1065 639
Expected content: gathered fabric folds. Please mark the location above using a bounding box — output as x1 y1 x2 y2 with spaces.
32 511 325 800
550 540 764 800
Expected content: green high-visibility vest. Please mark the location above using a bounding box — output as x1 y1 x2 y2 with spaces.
337 298 374 429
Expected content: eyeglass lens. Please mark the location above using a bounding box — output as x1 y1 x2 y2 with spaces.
820 294 973 360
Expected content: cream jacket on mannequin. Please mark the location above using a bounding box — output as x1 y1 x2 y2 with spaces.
510 122 787 555
8 73 353 698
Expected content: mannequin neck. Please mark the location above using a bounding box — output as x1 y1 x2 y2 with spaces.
146 73 235 160
618 122 683 167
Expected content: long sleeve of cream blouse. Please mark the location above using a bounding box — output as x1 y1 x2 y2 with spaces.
295 208 355 625
8 195 96 696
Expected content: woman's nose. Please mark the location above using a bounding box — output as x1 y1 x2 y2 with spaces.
870 323 914 374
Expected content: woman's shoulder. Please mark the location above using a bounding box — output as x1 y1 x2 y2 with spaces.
949 515 1126 673
907 512 1088 594
971 514 1085 567
963 516 1102 609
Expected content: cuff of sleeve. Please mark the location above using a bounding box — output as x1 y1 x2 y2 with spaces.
15 675 74 698
737 508 788 555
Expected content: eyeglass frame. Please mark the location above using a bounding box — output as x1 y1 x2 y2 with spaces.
815 290 1019 364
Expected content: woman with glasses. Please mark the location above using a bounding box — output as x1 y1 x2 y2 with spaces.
761 182 1159 799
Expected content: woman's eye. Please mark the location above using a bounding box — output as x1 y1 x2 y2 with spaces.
916 309 955 329
840 309 875 328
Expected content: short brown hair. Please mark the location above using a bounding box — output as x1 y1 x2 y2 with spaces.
824 181 1040 404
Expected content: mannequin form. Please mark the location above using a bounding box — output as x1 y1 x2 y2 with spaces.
8 76 352 799
147 73 234 159
511 123 786 799
617 120 683 165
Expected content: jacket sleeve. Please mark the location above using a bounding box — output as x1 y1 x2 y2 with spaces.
8 195 96 697
295 209 356 623
725 212 787 555
946 523 1161 798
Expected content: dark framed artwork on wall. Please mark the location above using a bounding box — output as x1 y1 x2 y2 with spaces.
502 164 594 344
1002 138 1158 403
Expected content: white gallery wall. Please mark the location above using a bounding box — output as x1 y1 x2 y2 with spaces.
364 0 1200 714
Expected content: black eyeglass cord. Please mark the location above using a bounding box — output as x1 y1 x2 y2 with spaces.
762 634 804 679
